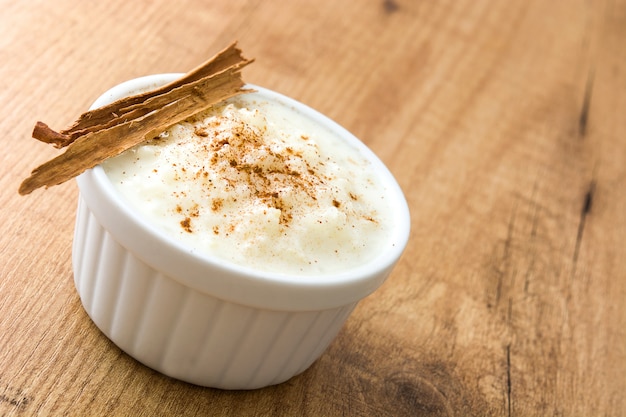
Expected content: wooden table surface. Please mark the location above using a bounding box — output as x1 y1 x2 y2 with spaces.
2 1 625 415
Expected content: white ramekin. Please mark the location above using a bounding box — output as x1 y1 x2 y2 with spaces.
72 74 410 389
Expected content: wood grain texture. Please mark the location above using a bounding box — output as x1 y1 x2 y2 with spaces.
1 0 625 415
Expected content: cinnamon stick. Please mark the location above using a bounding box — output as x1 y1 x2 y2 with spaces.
20 42 253 195
32 122 71 148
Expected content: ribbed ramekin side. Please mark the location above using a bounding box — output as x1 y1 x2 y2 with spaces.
107 249 161 353
72 197 88 285
73 197 360 389
74 198 127 340
265 303 357 387
74 199 107 313
73 199 191 369
125 270 190 368
174 298 257 387
157 289 226 378
156 299 358 389
191 303 357 390
88 232 128 336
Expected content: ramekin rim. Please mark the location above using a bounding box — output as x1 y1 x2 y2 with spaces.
75 73 411 310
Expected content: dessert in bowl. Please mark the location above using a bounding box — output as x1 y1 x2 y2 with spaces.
73 73 410 389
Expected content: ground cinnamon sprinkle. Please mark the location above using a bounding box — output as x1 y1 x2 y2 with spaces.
211 198 224 212
143 97 385 237
180 218 193 233
191 112 332 227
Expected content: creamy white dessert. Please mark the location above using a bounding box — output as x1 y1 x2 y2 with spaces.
103 93 393 275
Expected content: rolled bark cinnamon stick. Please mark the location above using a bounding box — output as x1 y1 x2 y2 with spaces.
19 42 253 195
